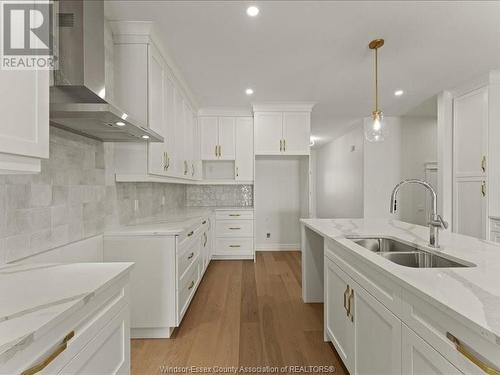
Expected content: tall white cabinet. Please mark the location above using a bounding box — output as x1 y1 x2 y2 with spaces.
0 68 49 173
111 21 200 182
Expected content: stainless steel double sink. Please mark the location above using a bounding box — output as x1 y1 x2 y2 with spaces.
348 237 474 268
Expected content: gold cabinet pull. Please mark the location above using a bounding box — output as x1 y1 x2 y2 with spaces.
229 245 241 248
187 252 194 260
482 181 487 197
203 232 207 247
219 145 222 157
21 331 75 375
229 214 241 217
188 280 195 290
236 166 239 177
349 289 354 322
343 285 350 316
481 156 487 173
215 145 218 157
280 139 283 152
191 163 195 177
202 220 207 225
447 332 500 374
187 230 194 237
283 139 286 152
229 227 241 230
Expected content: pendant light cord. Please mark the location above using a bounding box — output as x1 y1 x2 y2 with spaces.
374 47 378 112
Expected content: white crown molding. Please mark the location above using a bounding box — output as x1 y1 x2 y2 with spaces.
108 20 199 111
198 107 253 117
252 103 315 113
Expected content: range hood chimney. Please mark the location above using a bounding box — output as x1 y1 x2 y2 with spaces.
50 0 163 142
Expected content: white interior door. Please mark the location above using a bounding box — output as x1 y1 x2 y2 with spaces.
254 112 283 155
402 325 462 375
218 117 236 160
200 117 219 160
282 112 310 155
235 117 254 181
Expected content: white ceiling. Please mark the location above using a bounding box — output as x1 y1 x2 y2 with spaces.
105 1 500 145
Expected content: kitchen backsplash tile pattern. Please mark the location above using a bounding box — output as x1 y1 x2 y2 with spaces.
186 185 253 207
0 127 186 265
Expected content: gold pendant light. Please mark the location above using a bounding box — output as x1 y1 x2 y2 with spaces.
365 38 387 142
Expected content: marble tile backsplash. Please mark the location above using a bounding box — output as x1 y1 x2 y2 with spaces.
186 185 253 207
0 127 186 265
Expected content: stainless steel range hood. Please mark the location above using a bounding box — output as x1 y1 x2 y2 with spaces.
49 0 163 142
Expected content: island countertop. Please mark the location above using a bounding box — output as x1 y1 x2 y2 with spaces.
300 218 500 344
0 262 134 359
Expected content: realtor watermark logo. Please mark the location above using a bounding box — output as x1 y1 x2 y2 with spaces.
1 0 56 69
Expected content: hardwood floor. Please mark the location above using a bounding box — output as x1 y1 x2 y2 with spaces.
131 252 347 374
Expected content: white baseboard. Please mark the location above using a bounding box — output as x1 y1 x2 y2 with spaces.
256 243 301 252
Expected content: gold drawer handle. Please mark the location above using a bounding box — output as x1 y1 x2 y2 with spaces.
447 332 500 375
187 231 194 237
348 289 354 322
229 245 241 248
482 181 487 197
202 220 207 224
229 227 241 230
481 155 487 173
22 331 75 375
187 252 194 260
343 285 350 316
229 214 241 217
188 280 195 290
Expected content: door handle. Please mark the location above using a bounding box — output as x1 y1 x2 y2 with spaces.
343 285 350 316
447 332 500 374
349 289 354 322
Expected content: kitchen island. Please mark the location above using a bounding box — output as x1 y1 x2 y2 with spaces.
301 218 500 374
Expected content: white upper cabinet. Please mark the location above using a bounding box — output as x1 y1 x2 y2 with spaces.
175 89 186 176
0 68 49 173
254 112 283 155
199 116 236 160
200 117 219 160
164 75 177 176
235 117 254 181
253 105 313 156
283 112 311 155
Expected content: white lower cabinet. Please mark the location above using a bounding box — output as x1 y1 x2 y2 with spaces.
103 215 214 338
213 209 254 259
402 325 463 375
325 258 401 375
325 240 500 374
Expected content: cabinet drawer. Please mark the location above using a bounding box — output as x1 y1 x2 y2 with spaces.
216 220 253 237
178 219 208 246
216 210 254 220
215 238 253 254
178 260 200 322
178 239 200 279
401 290 500 374
490 218 500 233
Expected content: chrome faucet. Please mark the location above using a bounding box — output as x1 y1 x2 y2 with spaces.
390 179 448 248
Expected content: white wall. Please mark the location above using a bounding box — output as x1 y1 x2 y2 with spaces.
399 117 438 225
255 156 304 250
315 124 364 218
363 117 402 219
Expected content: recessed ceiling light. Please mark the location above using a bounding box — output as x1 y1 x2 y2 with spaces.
394 90 404 96
121 113 128 120
115 121 126 127
246 6 259 17
245 88 254 95
141 135 150 140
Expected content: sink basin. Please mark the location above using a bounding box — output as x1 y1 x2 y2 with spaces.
348 237 473 268
350 237 418 253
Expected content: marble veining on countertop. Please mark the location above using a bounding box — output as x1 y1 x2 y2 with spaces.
105 206 254 236
301 218 500 344
0 262 133 360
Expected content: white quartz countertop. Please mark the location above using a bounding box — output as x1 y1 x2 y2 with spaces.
104 206 253 236
301 218 500 344
0 262 133 358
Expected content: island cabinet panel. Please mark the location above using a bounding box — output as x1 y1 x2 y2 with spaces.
402 325 463 375
325 257 401 375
